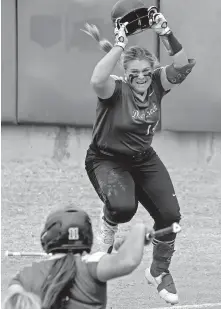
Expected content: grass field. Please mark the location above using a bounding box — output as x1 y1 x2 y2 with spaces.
1 159 221 308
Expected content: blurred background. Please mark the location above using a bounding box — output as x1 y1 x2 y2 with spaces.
2 0 221 131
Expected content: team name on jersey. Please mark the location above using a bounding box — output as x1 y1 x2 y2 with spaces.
132 103 158 123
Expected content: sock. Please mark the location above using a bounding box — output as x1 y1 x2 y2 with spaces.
150 239 175 277
152 238 175 248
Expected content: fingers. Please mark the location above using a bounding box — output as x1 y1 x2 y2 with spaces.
144 228 155 245
150 12 170 35
114 21 128 50
150 12 167 26
115 22 128 35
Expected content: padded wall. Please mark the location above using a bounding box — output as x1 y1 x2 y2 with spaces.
1 0 17 123
160 0 221 132
17 0 156 126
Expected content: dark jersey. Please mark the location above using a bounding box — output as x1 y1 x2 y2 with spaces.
9 252 107 309
91 67 170 156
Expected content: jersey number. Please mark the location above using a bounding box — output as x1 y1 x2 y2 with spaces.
68 227 79 240
146 121 159 135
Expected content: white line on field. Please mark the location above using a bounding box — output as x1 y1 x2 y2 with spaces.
150 303 221 309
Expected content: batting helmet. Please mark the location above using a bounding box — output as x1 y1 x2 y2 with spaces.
111 0 158 36
40 206 93 254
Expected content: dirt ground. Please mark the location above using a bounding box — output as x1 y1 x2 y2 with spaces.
1 159 221 308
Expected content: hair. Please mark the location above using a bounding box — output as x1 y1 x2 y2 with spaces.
41 252 77 309
81 23 160 70
2 289 41 309
3 253 78 309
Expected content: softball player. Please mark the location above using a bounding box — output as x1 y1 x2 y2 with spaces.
3 206 150 309
83 0 196 305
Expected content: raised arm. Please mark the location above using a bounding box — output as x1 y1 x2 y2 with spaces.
95 223 149 282
90 46 124 99
150 12 196 90
88 23 128 99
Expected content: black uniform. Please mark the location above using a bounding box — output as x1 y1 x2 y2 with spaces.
85 68 180 240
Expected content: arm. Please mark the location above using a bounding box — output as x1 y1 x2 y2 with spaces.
90 23 128 99
90 46 124 99
151 13 196 91
96 223 148 282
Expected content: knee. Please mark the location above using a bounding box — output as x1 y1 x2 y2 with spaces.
165 211 181 225
164 214 181 228
155 210 181 230
105 201 137 224
163 201 181 224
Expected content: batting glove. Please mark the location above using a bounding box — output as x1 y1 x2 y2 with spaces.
149 12 171 36
114 22 128 50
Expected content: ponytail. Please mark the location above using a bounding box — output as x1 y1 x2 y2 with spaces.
2 288 41 309
81 23 113 54
41 253 76 309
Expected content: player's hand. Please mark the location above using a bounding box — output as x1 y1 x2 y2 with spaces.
149 12 171 36
144 227 155 245
114 22 128 50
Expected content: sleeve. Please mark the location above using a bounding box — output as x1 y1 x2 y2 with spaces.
9 264 37 292
164 58 196 85
98 78 122 105
9 267 30 287
152 67 171 98
83 252 107 282
9 272 22 287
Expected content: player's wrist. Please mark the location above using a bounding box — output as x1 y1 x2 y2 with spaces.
160 31 183 56
114 42 126 51
158 27 171 36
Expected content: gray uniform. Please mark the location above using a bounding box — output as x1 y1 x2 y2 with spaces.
10 252 107 309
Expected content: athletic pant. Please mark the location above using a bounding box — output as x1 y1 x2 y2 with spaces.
85 146 181 242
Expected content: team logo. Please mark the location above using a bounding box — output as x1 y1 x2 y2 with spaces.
68 227 79 240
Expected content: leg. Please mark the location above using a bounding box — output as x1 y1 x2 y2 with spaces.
85 151 137 251
134 151 181 239
133 150 181 304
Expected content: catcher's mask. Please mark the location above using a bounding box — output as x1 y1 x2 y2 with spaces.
111 0 158 36
40 206 93 254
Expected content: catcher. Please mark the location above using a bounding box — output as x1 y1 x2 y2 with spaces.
82 0 196 305
2 206 151 309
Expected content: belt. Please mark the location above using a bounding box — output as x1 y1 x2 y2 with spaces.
90 144 151 161
131 150 149 160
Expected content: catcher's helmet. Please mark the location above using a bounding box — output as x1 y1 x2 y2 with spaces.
111 0 158 36
40 206 93 254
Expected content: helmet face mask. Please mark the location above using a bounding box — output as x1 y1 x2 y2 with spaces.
115 6 158 36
